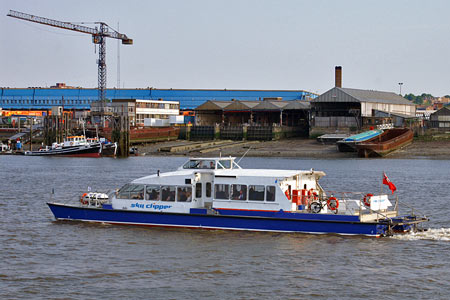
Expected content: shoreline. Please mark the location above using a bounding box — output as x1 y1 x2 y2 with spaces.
137 138 450 159
4 138 449 159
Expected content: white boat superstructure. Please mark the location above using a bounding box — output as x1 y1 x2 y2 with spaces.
110 157 385 217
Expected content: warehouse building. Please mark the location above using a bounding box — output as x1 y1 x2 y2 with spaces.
429 107 450 130
191 99 310 140
0 86 316 111
311 67 416 134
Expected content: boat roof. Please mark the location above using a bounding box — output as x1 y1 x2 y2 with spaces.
132 166 326 184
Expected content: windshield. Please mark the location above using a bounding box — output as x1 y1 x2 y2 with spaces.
183 160 216 169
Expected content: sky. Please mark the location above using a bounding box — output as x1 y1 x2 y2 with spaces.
1 0 449 96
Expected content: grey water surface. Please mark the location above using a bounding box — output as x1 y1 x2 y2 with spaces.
0 155 449 299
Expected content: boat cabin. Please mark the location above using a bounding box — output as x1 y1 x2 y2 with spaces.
111 157 333 215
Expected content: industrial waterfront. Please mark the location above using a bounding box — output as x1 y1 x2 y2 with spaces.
0 155 449 299
2 2 450 299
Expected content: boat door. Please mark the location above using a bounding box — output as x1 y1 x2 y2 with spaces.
194 172 214 207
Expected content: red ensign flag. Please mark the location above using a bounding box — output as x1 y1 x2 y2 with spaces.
383 172 397 194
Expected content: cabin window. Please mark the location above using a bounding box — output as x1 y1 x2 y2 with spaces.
206 182 212 197
266 186 276 202
130 184 145 200
161 186 176 202
183 160 199 169
215 184 230 200
249 185 265 201
231 184 247 201
145 185 160 201
177 186 192 202
195 183 202 198
117 184 141 199
217 160 231 169
183 160 215 169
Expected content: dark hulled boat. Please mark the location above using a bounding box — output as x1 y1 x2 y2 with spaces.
24 136 102 157
356 128 413 158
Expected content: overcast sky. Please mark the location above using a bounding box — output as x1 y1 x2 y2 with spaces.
1 0 449 96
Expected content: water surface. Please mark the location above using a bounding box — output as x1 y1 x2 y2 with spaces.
0 156 449 299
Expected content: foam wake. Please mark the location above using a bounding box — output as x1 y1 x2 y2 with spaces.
391 228 450 241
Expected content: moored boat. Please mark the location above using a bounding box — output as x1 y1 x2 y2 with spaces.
47 157 428 237
336 129 383 152
356 128 413 158
25 135 102 157
100 141 118 157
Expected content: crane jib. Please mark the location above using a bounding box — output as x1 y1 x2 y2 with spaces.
7 9 132 102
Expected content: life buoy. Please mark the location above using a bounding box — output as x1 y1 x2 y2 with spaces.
284 190 291 200
80 193 88 205
363 193 373 207
70 142 73 146
327 196 339 210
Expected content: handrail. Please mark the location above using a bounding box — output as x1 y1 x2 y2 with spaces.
321 190 397 222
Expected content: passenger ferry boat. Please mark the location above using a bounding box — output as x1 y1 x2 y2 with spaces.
47 157 428 237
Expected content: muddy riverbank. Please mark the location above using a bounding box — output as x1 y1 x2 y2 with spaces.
136 138 450 159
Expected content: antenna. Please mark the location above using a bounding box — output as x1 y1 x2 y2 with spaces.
117 21 120 89
237 146 252 164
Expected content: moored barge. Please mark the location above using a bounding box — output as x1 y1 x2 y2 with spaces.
356 128 413 158
336 129 383 152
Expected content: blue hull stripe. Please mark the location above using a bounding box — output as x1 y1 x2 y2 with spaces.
47 203 388 236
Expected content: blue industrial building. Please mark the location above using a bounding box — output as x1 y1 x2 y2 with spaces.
0 87 316 110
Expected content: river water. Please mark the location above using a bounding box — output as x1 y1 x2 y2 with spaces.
0 155 449 299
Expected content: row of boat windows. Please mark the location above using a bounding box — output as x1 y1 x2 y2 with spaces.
117 184 276 202
215 184 276 202
117 184 192 202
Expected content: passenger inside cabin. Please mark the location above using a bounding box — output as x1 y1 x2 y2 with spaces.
186 191 192 201
162 186 175 202
231 185 247 200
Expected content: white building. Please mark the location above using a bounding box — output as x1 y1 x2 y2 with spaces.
111 99 180 126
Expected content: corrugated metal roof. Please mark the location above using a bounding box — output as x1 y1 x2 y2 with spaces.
313 87 415 105
284 100 310 110
224 100 260 111
195 100 233 111
252 101 288 110
195 99 310 112
0 87 318 110
430 106 450 116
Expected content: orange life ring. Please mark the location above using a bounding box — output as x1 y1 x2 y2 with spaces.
285 190 291 200
363 193 373 207
327 196 339 210
80 193 88 205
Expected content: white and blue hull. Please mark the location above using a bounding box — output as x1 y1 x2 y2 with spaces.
47 202 419 237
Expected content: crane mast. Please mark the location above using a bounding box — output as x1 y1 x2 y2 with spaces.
7 10 133 110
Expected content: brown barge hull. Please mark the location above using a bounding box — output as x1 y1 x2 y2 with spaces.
356 128 413 158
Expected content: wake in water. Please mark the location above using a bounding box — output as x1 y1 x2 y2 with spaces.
391 228 450 241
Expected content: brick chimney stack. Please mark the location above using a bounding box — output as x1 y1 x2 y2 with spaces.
335 66 342 88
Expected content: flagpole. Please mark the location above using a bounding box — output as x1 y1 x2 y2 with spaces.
381 171 383 195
